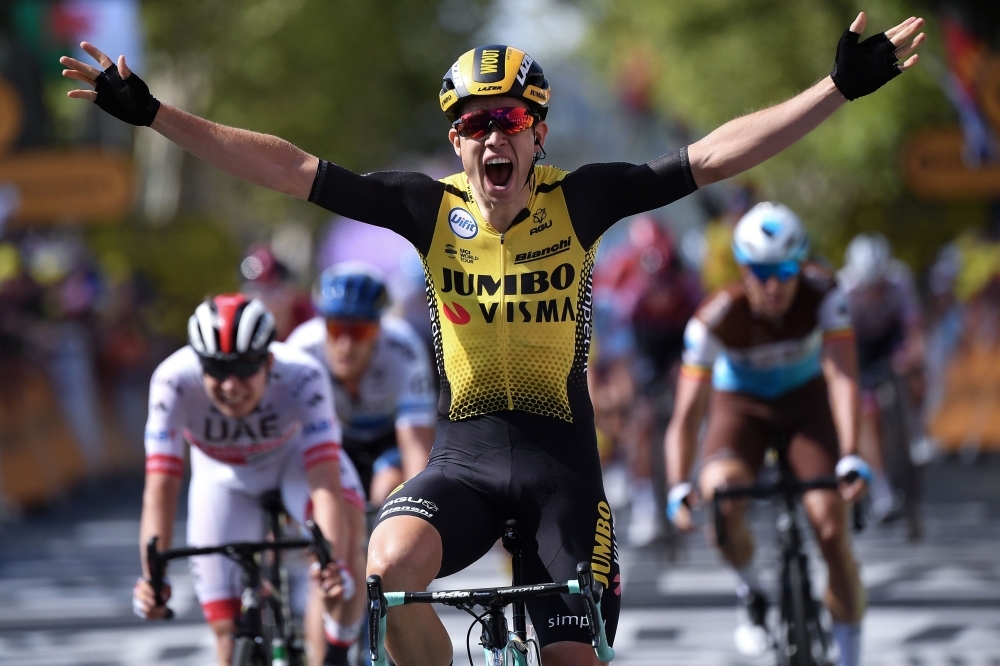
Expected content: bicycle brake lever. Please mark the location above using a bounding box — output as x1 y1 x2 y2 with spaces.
853 496 869 532
305 520 332 569
575 562 616 661
367 575 388 666
575 563 600 649
146 537 174 620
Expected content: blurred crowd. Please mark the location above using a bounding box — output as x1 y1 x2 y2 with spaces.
0 223 165 509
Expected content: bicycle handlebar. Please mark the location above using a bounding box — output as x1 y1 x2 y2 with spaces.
365 561 615 664
145 520 332 619
713 472 868 547
712 476 840 502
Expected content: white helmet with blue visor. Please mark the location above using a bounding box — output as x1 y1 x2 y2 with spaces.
732 202 809 282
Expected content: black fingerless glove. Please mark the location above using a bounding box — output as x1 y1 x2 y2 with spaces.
830 29 902 101
94 63 161 126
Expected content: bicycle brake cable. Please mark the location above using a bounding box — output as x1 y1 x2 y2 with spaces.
458 606 490 666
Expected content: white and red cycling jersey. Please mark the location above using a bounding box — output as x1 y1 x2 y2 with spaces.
145 342 361 494
143 342 365 621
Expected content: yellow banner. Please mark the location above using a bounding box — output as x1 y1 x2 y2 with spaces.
902 128 1000 200
0 150 134 223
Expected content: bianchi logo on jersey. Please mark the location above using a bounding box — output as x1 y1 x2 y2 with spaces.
514 237 571 264
448 207 478 239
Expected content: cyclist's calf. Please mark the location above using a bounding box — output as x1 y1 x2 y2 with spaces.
802 490 866 623
208 618 236 666
699 458 756 568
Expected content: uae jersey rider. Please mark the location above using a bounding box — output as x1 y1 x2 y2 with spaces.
144 342 364 512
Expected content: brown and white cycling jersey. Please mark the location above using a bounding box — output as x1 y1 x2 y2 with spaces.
681 264 853 399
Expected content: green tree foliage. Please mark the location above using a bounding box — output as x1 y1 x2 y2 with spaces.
143 0 487 171
121 0 486 333
87 216 241 338
588 0 954 251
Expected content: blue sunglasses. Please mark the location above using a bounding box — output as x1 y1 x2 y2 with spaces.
747 260 801 282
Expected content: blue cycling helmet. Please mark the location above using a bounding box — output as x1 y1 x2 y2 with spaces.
314 262 389 321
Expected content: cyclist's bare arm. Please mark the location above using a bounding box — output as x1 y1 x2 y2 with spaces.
139 472 181 576
61 42 318 199
898 320 926 373
822 338 866 501
664 372 712 530
305 459 351 567
822 338 860 457
135 472 181 618
152 105 318 199
688 13 924 187
396 425 434 480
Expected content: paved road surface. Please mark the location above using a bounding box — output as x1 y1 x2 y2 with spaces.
1 463 998 665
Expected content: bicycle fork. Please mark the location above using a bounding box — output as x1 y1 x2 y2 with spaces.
777 500 831 666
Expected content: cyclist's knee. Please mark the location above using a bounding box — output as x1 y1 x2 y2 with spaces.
804 491 848 553
699 458 753 516
367 516 442 589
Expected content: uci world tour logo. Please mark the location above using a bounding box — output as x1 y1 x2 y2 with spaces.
448 208 478 240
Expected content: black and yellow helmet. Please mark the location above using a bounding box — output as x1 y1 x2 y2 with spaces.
440 45 551 121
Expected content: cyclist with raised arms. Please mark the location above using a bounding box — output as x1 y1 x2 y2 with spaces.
132 295 368 666
62 13 923 664
286 263 436 505
665 204 871 666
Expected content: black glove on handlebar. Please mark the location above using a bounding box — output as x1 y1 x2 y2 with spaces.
94 63 160 126
830 29 901 101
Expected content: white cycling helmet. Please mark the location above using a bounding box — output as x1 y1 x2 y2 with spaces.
188 293 275 362
732 202 809 265
843 233 891 288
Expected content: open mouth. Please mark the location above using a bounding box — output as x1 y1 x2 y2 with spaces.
484 156 513 189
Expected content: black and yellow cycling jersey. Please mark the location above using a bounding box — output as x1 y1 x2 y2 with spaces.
309 150 697 423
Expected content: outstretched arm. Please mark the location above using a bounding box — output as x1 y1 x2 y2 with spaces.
688 13 925 187
61 42 318 199
152 105 318 199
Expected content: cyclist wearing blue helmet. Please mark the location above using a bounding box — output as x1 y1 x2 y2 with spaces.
287 263 437 506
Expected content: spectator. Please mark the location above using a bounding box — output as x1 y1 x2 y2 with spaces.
239 244 314 342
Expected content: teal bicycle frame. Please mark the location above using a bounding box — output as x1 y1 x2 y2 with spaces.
367 561 615 665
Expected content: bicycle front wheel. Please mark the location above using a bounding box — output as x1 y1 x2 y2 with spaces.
231 636 268 666
782 555 814 666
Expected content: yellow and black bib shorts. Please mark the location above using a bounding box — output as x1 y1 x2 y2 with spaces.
309 149 697 647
